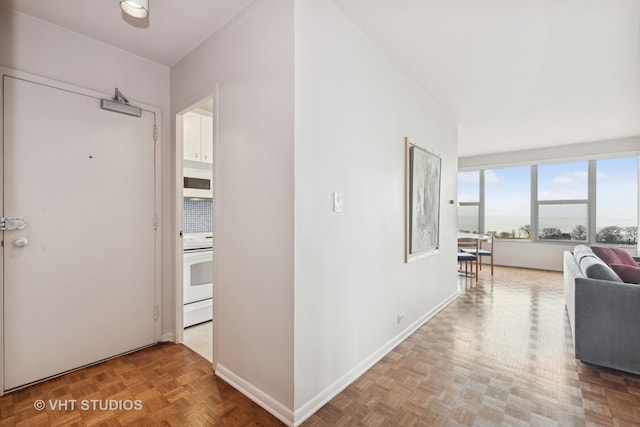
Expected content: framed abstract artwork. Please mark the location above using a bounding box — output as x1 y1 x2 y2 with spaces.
405 137 441 262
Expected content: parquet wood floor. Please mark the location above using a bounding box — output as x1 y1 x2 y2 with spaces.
1 266 639 426
0 343 281 426
304 267 640 426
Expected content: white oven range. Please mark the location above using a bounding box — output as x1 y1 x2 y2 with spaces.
183 233 212 327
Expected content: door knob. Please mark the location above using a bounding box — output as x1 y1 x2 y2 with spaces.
14 237 28 248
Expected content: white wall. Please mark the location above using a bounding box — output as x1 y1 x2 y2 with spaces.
491 240 637 272
293 0 459 421
2 2 459 423
0 9 175 340
492 240 573 271
170 0 295 417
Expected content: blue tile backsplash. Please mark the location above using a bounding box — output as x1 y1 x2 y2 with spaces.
184 199 212 233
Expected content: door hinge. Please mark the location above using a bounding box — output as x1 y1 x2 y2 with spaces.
154 305 159 320
153 124 158 141
153 214 158 230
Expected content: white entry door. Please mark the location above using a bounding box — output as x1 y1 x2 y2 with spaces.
2 75 157 391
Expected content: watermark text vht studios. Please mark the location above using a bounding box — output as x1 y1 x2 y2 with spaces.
34 399 143 411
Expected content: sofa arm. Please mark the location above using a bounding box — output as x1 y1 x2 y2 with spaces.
575 278 640 375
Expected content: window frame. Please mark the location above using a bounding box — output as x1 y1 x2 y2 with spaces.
531 161 593 243
457 170 482 234
458 156 638 246
483 166 531 239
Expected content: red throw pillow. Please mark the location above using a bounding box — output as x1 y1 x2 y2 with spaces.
592 246 637 267
609 263 640 284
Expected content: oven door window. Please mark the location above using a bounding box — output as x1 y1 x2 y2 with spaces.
190 259 212 287
184 251 213 304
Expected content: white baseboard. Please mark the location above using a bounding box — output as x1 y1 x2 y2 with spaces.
215 364 295 426
160 332 175 343
292 290 459 426
212 291 459 427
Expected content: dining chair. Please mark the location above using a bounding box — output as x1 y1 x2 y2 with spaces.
457 238 479 279
457 251 477 277
461 234 494 275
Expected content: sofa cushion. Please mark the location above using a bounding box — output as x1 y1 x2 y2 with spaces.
572 245 623 282
579 256 622 282
609 263 640 284
573 245 597 263
591 246 638 267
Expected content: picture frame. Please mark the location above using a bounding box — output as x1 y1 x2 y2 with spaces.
405 137 442 262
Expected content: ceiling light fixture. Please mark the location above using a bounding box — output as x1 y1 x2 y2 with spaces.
120 0 149 18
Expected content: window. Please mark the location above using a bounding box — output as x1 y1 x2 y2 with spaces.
458 156 638 245
596 157 638 245
484 167 530 238
538 204 587 240
458 171 479 233
458 171 479 203
458 204 479 233
537 161 588 201
536 161 588 241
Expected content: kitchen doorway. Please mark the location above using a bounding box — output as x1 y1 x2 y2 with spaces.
177 98 214 362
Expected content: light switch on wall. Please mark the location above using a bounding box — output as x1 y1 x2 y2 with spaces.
333 192 343 212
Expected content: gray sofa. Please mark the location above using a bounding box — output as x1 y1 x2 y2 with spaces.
563 245 640 375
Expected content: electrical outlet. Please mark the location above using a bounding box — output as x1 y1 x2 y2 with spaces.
397 312 405 324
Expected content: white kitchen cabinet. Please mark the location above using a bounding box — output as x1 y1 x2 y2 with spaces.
200 115 213 163
183 111 213 163
183 112 202 162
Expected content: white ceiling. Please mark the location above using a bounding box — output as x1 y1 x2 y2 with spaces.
0 0 255 67
1 0 638 157
332 0 640 156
